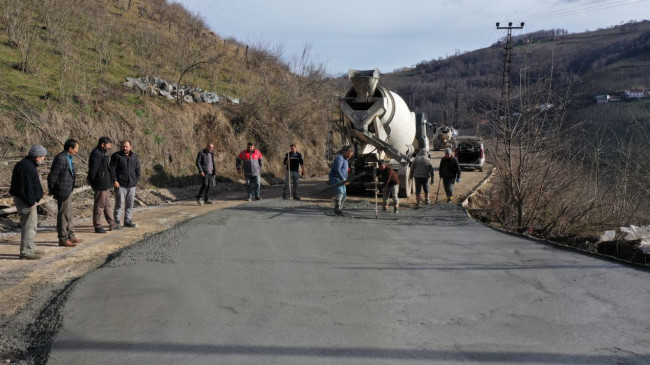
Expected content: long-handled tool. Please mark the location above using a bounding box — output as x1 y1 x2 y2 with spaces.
286 152 291 199
323 171 367 191
374 165 378 219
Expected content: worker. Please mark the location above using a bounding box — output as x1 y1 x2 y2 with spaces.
410 148 434 208
110 140 141 227
328 146 353 215
47 139 83 247
439 148 461 202
88 137 117 233
10 145 47 260
236 142 263 201
195 143 216 205
282 143 305 200
378 160 400 214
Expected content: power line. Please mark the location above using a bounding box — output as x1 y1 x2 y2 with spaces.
523 0 648 22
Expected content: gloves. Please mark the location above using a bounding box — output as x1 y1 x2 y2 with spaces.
456 177 461 183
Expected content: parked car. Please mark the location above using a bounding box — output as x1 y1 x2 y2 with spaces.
454 136 485 171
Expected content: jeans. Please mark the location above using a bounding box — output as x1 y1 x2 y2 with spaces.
283 170 300 198
114 186 136 224
14 197 37 255
442 177 455 198
382 184 399 205
329 177 346 212
196 174 213 201
245 174 261 198
414 177 430 196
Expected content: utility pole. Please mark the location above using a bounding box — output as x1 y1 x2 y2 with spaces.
496 21 524 145
453 90 459 127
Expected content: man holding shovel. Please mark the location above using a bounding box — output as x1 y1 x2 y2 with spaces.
328 146 353 215
282 143 305 200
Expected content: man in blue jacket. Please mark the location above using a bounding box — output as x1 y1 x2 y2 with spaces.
48 139 83 247
10 145 47 259
110 140 141 228
328 146 354 215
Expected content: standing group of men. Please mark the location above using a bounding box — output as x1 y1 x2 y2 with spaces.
10 137 140 260
11 138 461 259
196 142 306 203
328 146 461 215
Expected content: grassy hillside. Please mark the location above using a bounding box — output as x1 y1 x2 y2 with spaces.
0 0 333 191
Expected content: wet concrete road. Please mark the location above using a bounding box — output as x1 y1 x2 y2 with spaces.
47 200 650 364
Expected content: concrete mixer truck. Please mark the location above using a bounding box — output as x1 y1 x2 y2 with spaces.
329 69 434 198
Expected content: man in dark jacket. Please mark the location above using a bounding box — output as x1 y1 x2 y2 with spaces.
439 148 461 202
110 140 141 228
10 145 47 259
88 136 117 233
47 139 83 247
195 143 216 205
282 143 305 200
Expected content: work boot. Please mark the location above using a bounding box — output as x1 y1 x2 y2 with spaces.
447 196 453 202
293 196 300 200
415 195 421 209
124 221 138 228
394 204 399 214
382 205 388 212
59 240 77 247
424 194 430 205
20 253 41 260
196 197 203 205
70 237 84 244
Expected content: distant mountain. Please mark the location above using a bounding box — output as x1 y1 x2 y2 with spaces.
381 20 650 131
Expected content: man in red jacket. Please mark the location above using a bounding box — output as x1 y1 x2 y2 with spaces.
378 160 400 214
236 142 263 201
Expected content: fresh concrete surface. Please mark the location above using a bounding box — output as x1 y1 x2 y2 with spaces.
46 201 649 364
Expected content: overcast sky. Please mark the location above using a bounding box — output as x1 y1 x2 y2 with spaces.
177 0 649 75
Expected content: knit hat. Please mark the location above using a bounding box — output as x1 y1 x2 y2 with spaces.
444 148 452 155
28 145 48 157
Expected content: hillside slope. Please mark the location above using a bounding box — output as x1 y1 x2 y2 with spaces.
0 0 333 192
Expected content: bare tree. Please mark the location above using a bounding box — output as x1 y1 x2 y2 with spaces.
3 0 42 73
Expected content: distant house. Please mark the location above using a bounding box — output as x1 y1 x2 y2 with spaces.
623 89 647 99
595 95 610 104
